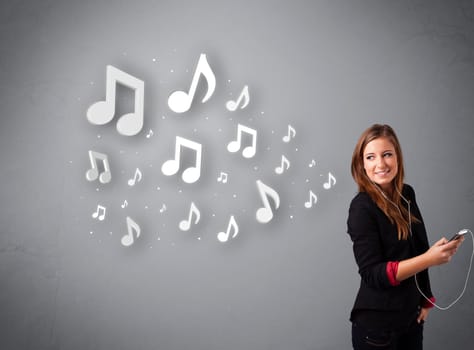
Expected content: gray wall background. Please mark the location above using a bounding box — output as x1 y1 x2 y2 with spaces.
1 0 473 349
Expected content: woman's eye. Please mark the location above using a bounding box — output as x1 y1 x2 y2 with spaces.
366 155 374 160
383 152 393 157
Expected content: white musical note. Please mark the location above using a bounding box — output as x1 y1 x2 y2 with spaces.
87 65 144 136
85 150 112 184
127 168 143 186
255 180 280 224
227 124 257 158
121 216 141 247
121 200 128 209
309 159 316 168
226 85 250 111
168 53 216 113
282 124 296 143
217 172 228 184
146 129 154 138
217 215 239 242
161 136 202 184
323 172 336 189
159 204 167 213
179 202 201 231
275 155 290 175
304 190 318 209
92 204 106 221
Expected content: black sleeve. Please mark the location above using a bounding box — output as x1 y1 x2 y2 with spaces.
405 185 435 301
347 195 393 290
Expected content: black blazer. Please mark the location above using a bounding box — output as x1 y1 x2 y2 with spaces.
347 184 433 321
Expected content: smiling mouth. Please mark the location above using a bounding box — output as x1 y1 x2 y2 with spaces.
375 170 390 176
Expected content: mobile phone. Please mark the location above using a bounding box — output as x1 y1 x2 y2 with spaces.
448 229 468 242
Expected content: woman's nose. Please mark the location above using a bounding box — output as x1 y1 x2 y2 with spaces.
376 156 386 168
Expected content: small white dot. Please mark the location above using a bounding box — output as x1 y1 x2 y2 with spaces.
89 231 93 235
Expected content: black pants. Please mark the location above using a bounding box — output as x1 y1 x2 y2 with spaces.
352 319 423 350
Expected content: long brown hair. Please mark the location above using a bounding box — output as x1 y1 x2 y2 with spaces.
351 124 418 240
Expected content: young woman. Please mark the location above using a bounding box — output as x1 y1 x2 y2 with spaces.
347 124 464 349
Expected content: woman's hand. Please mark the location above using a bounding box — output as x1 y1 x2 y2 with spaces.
425 237 464 266
417 307 430 323
397 235 464 281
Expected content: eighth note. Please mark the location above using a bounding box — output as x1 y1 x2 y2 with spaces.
121 200 128 208
179 202 201 231
255 180 280 224
226 85 250 111
217 215 239 243
121 216 141 247
282 124 296 143
168 53 216 113
159 204 167 213
304 190 318 209
146 129 154 138
217 172 228 184
323 172 336 189
86 150 112 184
128 168 143 186
92 204 106 221
275 155 290 175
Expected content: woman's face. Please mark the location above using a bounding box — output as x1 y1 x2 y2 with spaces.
363 137 398 191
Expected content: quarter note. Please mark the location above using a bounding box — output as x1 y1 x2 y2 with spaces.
227 124 257 158
161 136 202 184
217 215 239 243
121 216 141 247
92 204 106 221
168 53 216 113
282 124 296 143
226 85 250 111
275 155 290 175
86 150 112 184
255 180 280 224
128 167 143 186
87 65 144 136
179 202 201 231
323 172 336 189
304 190 318 209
